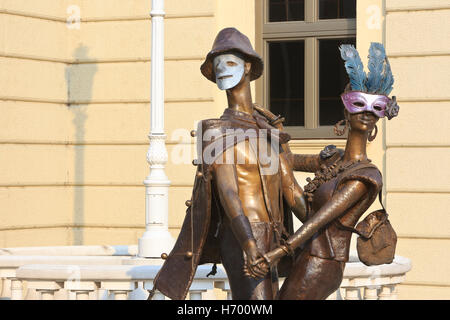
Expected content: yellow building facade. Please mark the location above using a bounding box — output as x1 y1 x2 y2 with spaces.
0 0 448 299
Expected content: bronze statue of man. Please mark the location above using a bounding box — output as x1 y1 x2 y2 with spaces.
150 27 311 300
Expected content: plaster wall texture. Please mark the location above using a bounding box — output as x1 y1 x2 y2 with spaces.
383 0 450 299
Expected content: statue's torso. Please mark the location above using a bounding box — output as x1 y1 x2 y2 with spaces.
233 139 282 224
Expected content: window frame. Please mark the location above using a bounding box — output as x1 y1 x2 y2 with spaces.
257 0 356 139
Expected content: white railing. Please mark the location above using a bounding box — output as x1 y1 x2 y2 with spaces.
14 264 228 300
0 245 411 300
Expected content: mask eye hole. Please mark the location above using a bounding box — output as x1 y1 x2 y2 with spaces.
353 102 365 108
226 61 237 66
373 105 383 111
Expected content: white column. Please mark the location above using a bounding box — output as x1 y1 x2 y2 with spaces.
138 0 175 258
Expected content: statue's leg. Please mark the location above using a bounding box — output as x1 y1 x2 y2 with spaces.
219 222 277 300
278 249 344 300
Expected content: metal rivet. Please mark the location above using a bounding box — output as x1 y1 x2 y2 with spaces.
190 130 197 137
185 251 193 259
161 253 168 260
185 200 192 207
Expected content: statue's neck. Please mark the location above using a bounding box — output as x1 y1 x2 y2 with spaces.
226 78 253 115
342 128 369 163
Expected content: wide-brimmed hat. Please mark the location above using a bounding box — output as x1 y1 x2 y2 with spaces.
200 28 263 83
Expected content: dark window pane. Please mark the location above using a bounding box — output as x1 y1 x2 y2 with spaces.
319 0 356 20
319 37 356 126
269 0 305 22
269 41 305 126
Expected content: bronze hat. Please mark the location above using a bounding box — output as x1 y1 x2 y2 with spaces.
200 27 264 83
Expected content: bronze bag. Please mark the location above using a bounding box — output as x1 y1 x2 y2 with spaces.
354 192 397 266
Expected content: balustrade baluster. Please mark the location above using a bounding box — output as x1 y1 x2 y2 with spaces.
27 281 62 301
189 291 204 300
364 287 378 300
10 279 23 300
65 281 97 300
113 290 129 300
101 281 137 300
214 280 231 300
344 287 361 300
378 284 395 300
0 278 12 299
75 291 90 300
39 290 56 300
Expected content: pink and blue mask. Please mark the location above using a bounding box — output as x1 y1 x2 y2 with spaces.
341 91 399 120
341 91 389 118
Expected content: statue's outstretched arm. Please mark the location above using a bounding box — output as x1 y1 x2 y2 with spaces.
284 144 344 173
279 153 308 223
288 152 322 172
250 179 368 273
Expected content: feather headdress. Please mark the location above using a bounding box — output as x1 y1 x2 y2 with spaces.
339 44 367 92
366 43 394 95
339 42 394 95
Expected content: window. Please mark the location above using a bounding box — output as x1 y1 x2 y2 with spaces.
257 0 356 138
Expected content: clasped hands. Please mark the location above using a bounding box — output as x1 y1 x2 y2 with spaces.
242 240 290 279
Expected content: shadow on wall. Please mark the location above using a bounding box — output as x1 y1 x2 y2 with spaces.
65 44 98 245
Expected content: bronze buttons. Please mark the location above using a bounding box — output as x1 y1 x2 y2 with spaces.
185 200 192 207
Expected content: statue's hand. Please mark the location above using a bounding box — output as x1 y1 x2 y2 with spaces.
243 244 289 279
242 240 269 279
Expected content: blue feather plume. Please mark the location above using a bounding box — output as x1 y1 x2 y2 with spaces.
380 56 394 95
366 43 386 93
339 45 367 92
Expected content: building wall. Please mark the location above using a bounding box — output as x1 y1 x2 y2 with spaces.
0 0 449 300
0 0 253 247
384 0 450 299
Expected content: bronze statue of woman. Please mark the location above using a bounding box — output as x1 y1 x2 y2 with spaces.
247 43 400 299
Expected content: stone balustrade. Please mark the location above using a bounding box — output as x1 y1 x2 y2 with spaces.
329 254 412 300
14 264 228 300
0 245 411 300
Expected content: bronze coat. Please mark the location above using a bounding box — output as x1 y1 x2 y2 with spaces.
151 111 294 300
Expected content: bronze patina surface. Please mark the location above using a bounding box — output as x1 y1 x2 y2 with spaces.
248 43 399 300
151 28 313 300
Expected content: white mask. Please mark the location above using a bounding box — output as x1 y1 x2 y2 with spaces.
213 53 245 90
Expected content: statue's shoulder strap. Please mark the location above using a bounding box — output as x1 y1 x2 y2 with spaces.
253 104 285 126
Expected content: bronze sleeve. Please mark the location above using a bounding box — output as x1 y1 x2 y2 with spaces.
285 180 368 251
289 153 322 172
230 215 256 247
